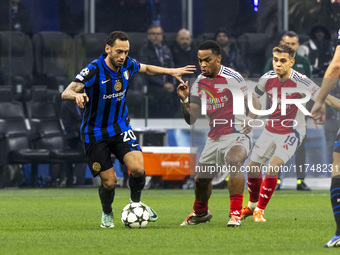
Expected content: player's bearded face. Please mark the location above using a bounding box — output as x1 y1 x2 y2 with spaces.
197 50 221 78
272 52 294 78
106 39 130 69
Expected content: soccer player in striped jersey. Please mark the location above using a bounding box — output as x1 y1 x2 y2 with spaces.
61 31 195 228
178 40 260 227
311 29 340 248
241 44 340 223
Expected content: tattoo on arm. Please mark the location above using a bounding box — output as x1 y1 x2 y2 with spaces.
61 82 85 101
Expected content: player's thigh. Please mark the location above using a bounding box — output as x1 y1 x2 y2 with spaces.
224 133 252 165
123 151 144 176
84 139 114 177
199 137 219 166
274 132 302 164
250 130 275 165
108 129 143 174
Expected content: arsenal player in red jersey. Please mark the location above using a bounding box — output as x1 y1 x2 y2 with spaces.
241 44 340 223
177 40 260 227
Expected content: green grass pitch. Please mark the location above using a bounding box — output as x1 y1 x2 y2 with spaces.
0 188 339 255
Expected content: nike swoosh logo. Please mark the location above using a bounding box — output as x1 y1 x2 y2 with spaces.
132 144 139 147
101 79 111 84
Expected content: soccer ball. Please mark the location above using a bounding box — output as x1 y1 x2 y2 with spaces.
121 202 149 228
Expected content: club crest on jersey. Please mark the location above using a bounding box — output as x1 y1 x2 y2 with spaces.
80 68 89 76
114 81 122 91
123 70 129 80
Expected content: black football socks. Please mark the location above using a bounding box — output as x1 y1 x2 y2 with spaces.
99 184 115 214
330 176 340 236
129 173 146 202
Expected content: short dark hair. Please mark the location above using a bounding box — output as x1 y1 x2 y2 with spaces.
273 44 296 59
282 31 299 42
198 40 221 56
107 31 129 46
147 24 163 33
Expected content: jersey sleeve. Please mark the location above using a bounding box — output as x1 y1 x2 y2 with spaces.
296 73 320 101
73 63 98 88
238 74 248 96
254 74 268 98
126 56 141 79
189 76 201 106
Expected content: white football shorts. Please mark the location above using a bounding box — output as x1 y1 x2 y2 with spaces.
199 133 253 166
250 129 303 165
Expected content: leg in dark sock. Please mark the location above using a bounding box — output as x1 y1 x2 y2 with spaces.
129 173 145 202
99 184 115 214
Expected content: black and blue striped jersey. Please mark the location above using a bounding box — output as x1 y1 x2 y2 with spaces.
74 54 140 143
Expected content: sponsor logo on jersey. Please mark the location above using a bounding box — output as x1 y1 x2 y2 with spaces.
101 79 111 84
103 89 126 100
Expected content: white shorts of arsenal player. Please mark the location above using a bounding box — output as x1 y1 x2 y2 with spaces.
250 129 303 165
199 133 253 167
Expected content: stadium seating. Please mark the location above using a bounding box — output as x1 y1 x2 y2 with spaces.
74 32 108 71
26 86 85 164
0 86 50 187
32 31 74 91
0 31 33 99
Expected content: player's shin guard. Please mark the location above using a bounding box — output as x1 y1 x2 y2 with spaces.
193 199 208 215
330 176 340 236
247 172 263 203
257 174 277 210
229 194 243 216
99 184 115 214
129 172 146 202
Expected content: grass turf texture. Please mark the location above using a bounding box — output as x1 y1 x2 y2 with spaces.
0 188 338 255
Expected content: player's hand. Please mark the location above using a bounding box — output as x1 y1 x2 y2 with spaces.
177 81 189 100
311 100 326 124
242 117 252 134
75 93 89 108
171 65 196 83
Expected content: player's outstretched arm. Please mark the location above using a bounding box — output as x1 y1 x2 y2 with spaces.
312 45 340 122
325 95 340 110
177 81 200 125
139 64 196 83
61 82 89 108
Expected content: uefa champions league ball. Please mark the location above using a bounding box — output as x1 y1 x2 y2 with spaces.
121 202 149 228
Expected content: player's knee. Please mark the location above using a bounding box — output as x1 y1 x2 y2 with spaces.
130 167 145 177
194 176 211 186
102 177 117 190
225 156 243 169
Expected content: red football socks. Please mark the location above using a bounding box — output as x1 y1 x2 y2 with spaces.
193 199 208 215
247 172 263 203
257 175 278 210
229 194 243 216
